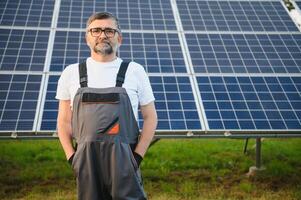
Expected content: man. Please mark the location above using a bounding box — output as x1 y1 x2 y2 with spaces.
56 12 157 200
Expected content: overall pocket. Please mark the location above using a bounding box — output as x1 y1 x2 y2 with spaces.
81 92 120 136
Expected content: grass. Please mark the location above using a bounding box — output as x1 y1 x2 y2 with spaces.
0 138 301 200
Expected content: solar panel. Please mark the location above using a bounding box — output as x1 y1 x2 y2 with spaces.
50 31 89 72
0 0 54 27
140 76 202 130
0 74 42 131
177 0 299 32
57 0 177 30
120 33 187 73
50 31 187 73
40 75 202 131
186 33 301 74
40 75 58 131
197 76 301 130
0 28 49 71
0 0 301 135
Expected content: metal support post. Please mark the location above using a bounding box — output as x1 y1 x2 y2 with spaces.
247 137 265 176
255 138 261 169
243 138 249 154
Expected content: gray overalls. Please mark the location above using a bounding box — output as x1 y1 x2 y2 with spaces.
71 61 147 200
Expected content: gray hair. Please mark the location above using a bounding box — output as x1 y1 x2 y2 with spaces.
86 12 121 31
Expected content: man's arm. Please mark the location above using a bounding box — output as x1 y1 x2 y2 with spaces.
57 100 75 160
134 101 157 157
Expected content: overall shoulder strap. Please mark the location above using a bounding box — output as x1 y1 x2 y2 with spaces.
115 61 130 87
78 61 87 88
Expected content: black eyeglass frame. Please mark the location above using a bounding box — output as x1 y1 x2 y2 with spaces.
88 27 120 38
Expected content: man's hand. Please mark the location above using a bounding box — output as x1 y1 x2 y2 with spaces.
57 100 75 161
134 101 157 159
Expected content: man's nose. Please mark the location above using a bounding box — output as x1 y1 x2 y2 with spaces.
98 31 107 38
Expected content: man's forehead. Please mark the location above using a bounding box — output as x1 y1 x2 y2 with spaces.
88 19 117 28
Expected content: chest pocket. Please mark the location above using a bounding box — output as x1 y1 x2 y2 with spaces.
81 92 120 135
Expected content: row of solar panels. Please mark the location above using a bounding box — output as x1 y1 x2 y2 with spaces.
1 30 301 73
0 0 301 134
0 0 299 31
0 73 300 132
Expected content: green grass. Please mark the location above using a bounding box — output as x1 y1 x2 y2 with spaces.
0 138 301 200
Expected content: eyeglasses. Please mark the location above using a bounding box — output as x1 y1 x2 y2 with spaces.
88 27 119 38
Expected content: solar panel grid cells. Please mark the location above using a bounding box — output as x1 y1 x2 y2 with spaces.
0 0 54 27
57 0 176 30
120 33 186 73
0 74 41 131
40 75 59 130
186 33 301 74
0 29 49 71
176 0 299 32
197 76 301 130
140 76 201 130
50 31 186 73
50 31 89 71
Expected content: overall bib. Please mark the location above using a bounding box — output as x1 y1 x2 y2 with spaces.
71 61 147 200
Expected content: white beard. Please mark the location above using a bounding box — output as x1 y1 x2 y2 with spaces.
94 42 113 55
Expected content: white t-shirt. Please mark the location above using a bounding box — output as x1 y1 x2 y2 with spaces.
56 57 155 120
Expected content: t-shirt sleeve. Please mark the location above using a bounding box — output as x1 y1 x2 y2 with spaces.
55 67 71 100
136 65 155 106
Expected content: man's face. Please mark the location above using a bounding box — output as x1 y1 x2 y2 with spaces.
86 19 122 56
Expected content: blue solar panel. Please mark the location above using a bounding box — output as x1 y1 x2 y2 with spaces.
40 75 202 131
197 76 301 130
142 76 202 130
0 0 54 27
40 75 59 131
57 0 177 30
120 33 186 73
0 74 42 131
1 0 301 134
50 31 187 73
177 0 299 32
0 28 49 71
50 31 89 72
186 33 301 74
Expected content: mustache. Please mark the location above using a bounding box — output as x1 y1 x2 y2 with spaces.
96 39 111 45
